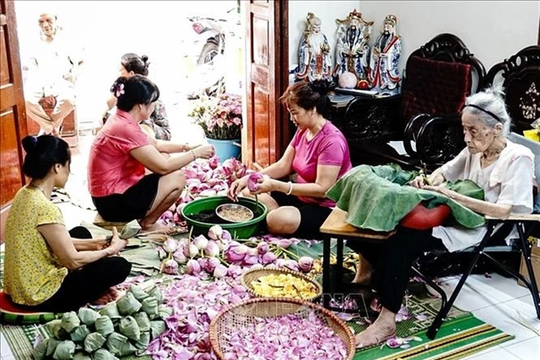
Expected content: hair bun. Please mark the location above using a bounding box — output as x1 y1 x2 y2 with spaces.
141 54 149 63
22 135 38 153
309 80 329 96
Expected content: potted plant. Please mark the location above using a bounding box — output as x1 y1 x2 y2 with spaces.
189 93 243 161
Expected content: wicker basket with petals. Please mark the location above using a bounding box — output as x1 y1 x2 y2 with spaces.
241 266 323 302
209 297 355 360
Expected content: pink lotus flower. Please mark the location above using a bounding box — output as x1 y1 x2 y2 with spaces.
247 172 264 192
173 249 188 265
203 257 220 273
226 244 248 263
186 259 201 275
221 230 232 241
193 235 209 250
260 251 278 265
162 259 179 275
298 256 314 273
184 243 199 259
257 242 269 255
162 238 179 253
207 225 223 240
204 241 220 258
213 264 228 278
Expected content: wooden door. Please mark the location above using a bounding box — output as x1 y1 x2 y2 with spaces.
243 0 289 168
0 0 27 211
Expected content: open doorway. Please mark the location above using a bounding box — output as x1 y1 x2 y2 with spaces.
14 0 243 145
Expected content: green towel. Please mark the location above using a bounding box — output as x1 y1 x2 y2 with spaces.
326 164 486 231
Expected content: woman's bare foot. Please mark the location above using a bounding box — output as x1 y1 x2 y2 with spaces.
91 287 120 306
139 221 175 234
352 255 373 284
355 308 396 348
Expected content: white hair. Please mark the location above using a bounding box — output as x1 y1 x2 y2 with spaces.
463 85 511 136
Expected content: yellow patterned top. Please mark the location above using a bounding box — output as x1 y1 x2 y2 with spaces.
4 186 67 305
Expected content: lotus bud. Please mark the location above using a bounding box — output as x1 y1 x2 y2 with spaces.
221 230 232 241
256 242 269 255
162 238 179 254
246 247 259 257
260 251 277 265
173 250 188 265
213 264 228 279
204 241 220 258
298 256 314 273
178 237 190 248
226 264 243 279
162 259 178 275
186 259 201 275
207 225 223 240
243 254 259 266
204 257 220 273
274 259 287 268
184 243 199 259
247 172 264 192
193 235 209 250
161 210 174 221
277 238 293 249
208 156 219 169
226 244 248 263
284 259 299 272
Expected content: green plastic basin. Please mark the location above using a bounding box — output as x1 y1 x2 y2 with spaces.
181 196 268 238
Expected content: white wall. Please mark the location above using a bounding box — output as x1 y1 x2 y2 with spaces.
289 0 539 75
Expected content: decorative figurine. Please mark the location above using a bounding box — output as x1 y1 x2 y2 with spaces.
368 14 402 95
296 13 332 83
334 9 373 87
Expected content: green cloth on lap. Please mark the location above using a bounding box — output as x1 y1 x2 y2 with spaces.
326 164 486 232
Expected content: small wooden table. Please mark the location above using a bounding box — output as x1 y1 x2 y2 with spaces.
319 207 394 309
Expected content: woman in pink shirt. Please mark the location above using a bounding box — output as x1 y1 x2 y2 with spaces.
88 75 214 232
228 81 352 239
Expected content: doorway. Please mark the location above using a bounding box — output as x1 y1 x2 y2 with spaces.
14 0 243 145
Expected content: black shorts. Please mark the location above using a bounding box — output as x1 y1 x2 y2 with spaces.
271 191 332 240
92 174 160 222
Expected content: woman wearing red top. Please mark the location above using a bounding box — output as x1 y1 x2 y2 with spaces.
88 75 214 232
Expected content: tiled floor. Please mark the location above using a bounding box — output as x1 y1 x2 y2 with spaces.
1 113 539 359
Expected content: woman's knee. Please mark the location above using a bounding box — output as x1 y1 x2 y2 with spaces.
160 170 185 192
266 207 301 234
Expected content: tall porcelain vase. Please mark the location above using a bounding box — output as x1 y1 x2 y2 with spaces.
206 138 241 163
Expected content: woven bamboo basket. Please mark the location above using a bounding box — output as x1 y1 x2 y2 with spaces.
241 266 323 302
209 297 356 360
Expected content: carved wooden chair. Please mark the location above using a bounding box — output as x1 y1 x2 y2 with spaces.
483 45 540 134
343 34 485 170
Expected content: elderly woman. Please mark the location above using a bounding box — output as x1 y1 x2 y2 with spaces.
228 80 352 239
352 88 535 348
4 135 131 312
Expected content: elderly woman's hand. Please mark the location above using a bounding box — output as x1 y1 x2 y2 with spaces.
423 183 451 197
409 175 427 189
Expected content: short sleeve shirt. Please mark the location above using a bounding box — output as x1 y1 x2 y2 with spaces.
4 187 67 305
432 146 534 252
290 121 352 207
88 110 150 197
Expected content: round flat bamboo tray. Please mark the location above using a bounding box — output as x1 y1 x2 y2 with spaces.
241 266 322 302
209 297 355 360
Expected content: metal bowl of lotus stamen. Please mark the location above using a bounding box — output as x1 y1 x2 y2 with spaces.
216 203 254 223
